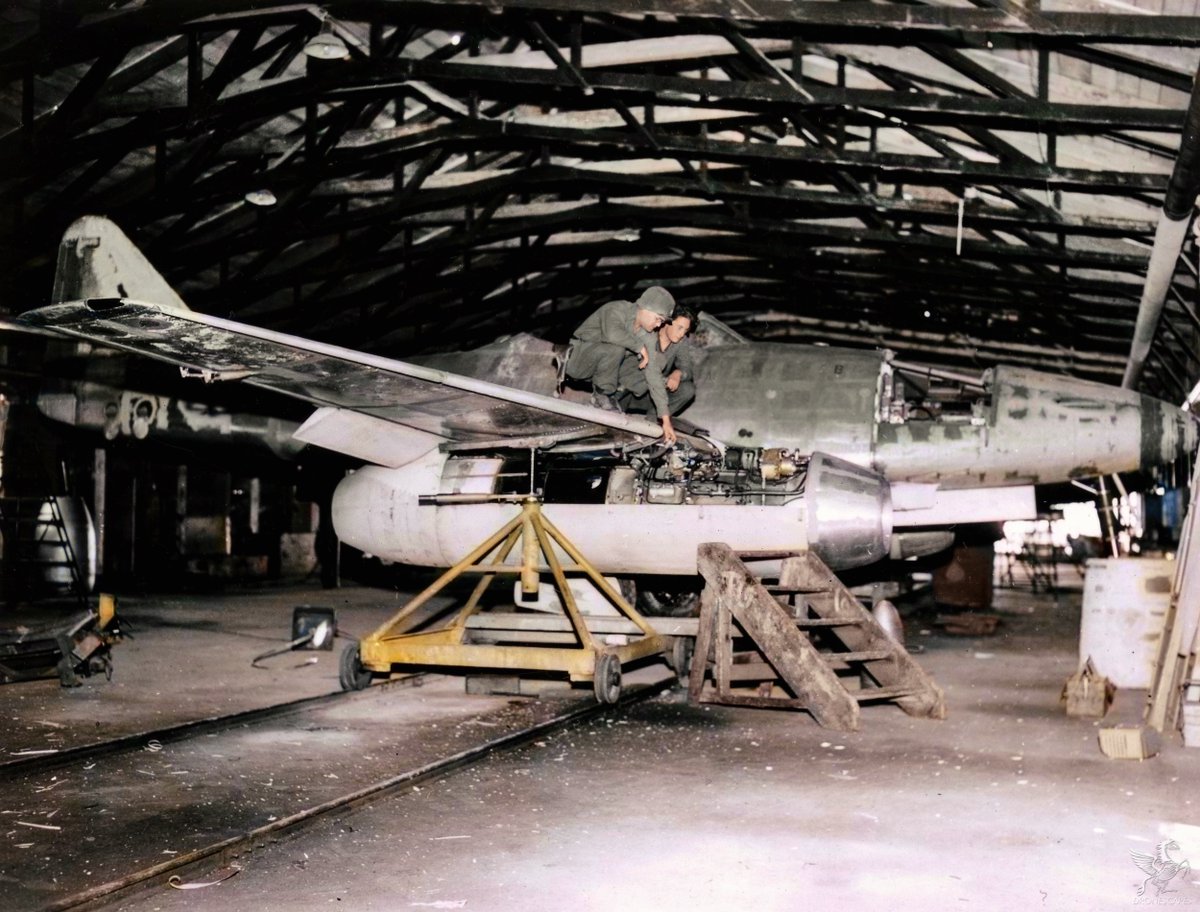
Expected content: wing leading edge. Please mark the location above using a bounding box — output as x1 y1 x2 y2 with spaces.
20 299 666 461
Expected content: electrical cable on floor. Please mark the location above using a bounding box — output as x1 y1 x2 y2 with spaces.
251 620 332 669
168 865 241 889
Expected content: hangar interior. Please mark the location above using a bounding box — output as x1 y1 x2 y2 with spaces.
3 1 1200 909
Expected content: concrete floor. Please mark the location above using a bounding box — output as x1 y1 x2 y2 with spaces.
3 576 1199 911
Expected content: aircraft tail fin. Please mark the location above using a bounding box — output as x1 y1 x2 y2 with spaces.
52 216 189 311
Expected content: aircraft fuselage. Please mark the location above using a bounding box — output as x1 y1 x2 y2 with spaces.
419 331 1197 490
686 343 1195 488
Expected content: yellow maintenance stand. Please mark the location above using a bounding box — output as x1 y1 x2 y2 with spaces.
339 497 665 703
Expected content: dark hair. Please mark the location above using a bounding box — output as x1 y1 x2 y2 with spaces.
669 304 698 335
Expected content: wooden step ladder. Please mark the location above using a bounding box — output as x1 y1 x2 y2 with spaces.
689 543 946 731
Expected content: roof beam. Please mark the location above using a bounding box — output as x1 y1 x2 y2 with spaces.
402 59 1186 133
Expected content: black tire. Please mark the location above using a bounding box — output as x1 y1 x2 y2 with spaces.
593 651 622 704
339 643 373 691
638 589 701 618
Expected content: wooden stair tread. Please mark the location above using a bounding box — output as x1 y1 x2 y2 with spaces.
850 685 927 701
792 617 866 627
822 649 893 663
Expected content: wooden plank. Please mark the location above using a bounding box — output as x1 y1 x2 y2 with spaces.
688 585 717 702
852 685 927 701
725 660 776 681
833 650 894 662
1148 456 1200 732
467 631 580 645
715 579 734 696
791 617 866 627
463 613 698 637
722 653 889 678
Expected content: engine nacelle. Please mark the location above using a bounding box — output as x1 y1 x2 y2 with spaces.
331 448 891 574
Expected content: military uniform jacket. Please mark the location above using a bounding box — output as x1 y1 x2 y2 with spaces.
571 299 670 417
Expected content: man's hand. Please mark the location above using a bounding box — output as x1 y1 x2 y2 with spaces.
638 345 649 370
666 369 682 392
660 415 677 446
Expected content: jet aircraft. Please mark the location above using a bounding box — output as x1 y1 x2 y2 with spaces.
18 217 1198 579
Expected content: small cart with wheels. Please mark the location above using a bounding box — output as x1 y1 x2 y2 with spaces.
340 496 665 703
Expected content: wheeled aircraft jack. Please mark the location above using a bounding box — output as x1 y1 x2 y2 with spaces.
339 497 665 703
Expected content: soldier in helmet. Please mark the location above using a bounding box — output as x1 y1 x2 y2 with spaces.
565 286 679 445
614 304 698 419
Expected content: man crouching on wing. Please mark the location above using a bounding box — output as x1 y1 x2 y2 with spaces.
565 285 679 445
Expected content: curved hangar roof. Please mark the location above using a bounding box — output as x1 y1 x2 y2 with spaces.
2 0 1200 399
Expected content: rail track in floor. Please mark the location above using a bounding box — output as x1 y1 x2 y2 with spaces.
0 674 431 782
5 675 669 912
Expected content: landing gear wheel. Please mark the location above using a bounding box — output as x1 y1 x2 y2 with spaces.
339 643 373 691
638 589 700 618
667 637 694 683
593 652 622 704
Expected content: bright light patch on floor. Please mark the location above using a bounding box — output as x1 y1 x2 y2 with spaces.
1157 821 1200 856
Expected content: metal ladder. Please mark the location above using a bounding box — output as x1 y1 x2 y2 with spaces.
0 496 87 608
689 543 946 731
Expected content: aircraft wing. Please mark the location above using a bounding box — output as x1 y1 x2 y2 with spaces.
20 298 667 465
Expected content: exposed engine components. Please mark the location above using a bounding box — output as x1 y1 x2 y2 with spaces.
478 443 809 508
723 446 802 482
760 448 801 481
622 442 808 506
333 446 893 573
391 441 815 514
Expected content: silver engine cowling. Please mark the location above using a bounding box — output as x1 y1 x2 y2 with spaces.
331 445 892 574
806 451 892 568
